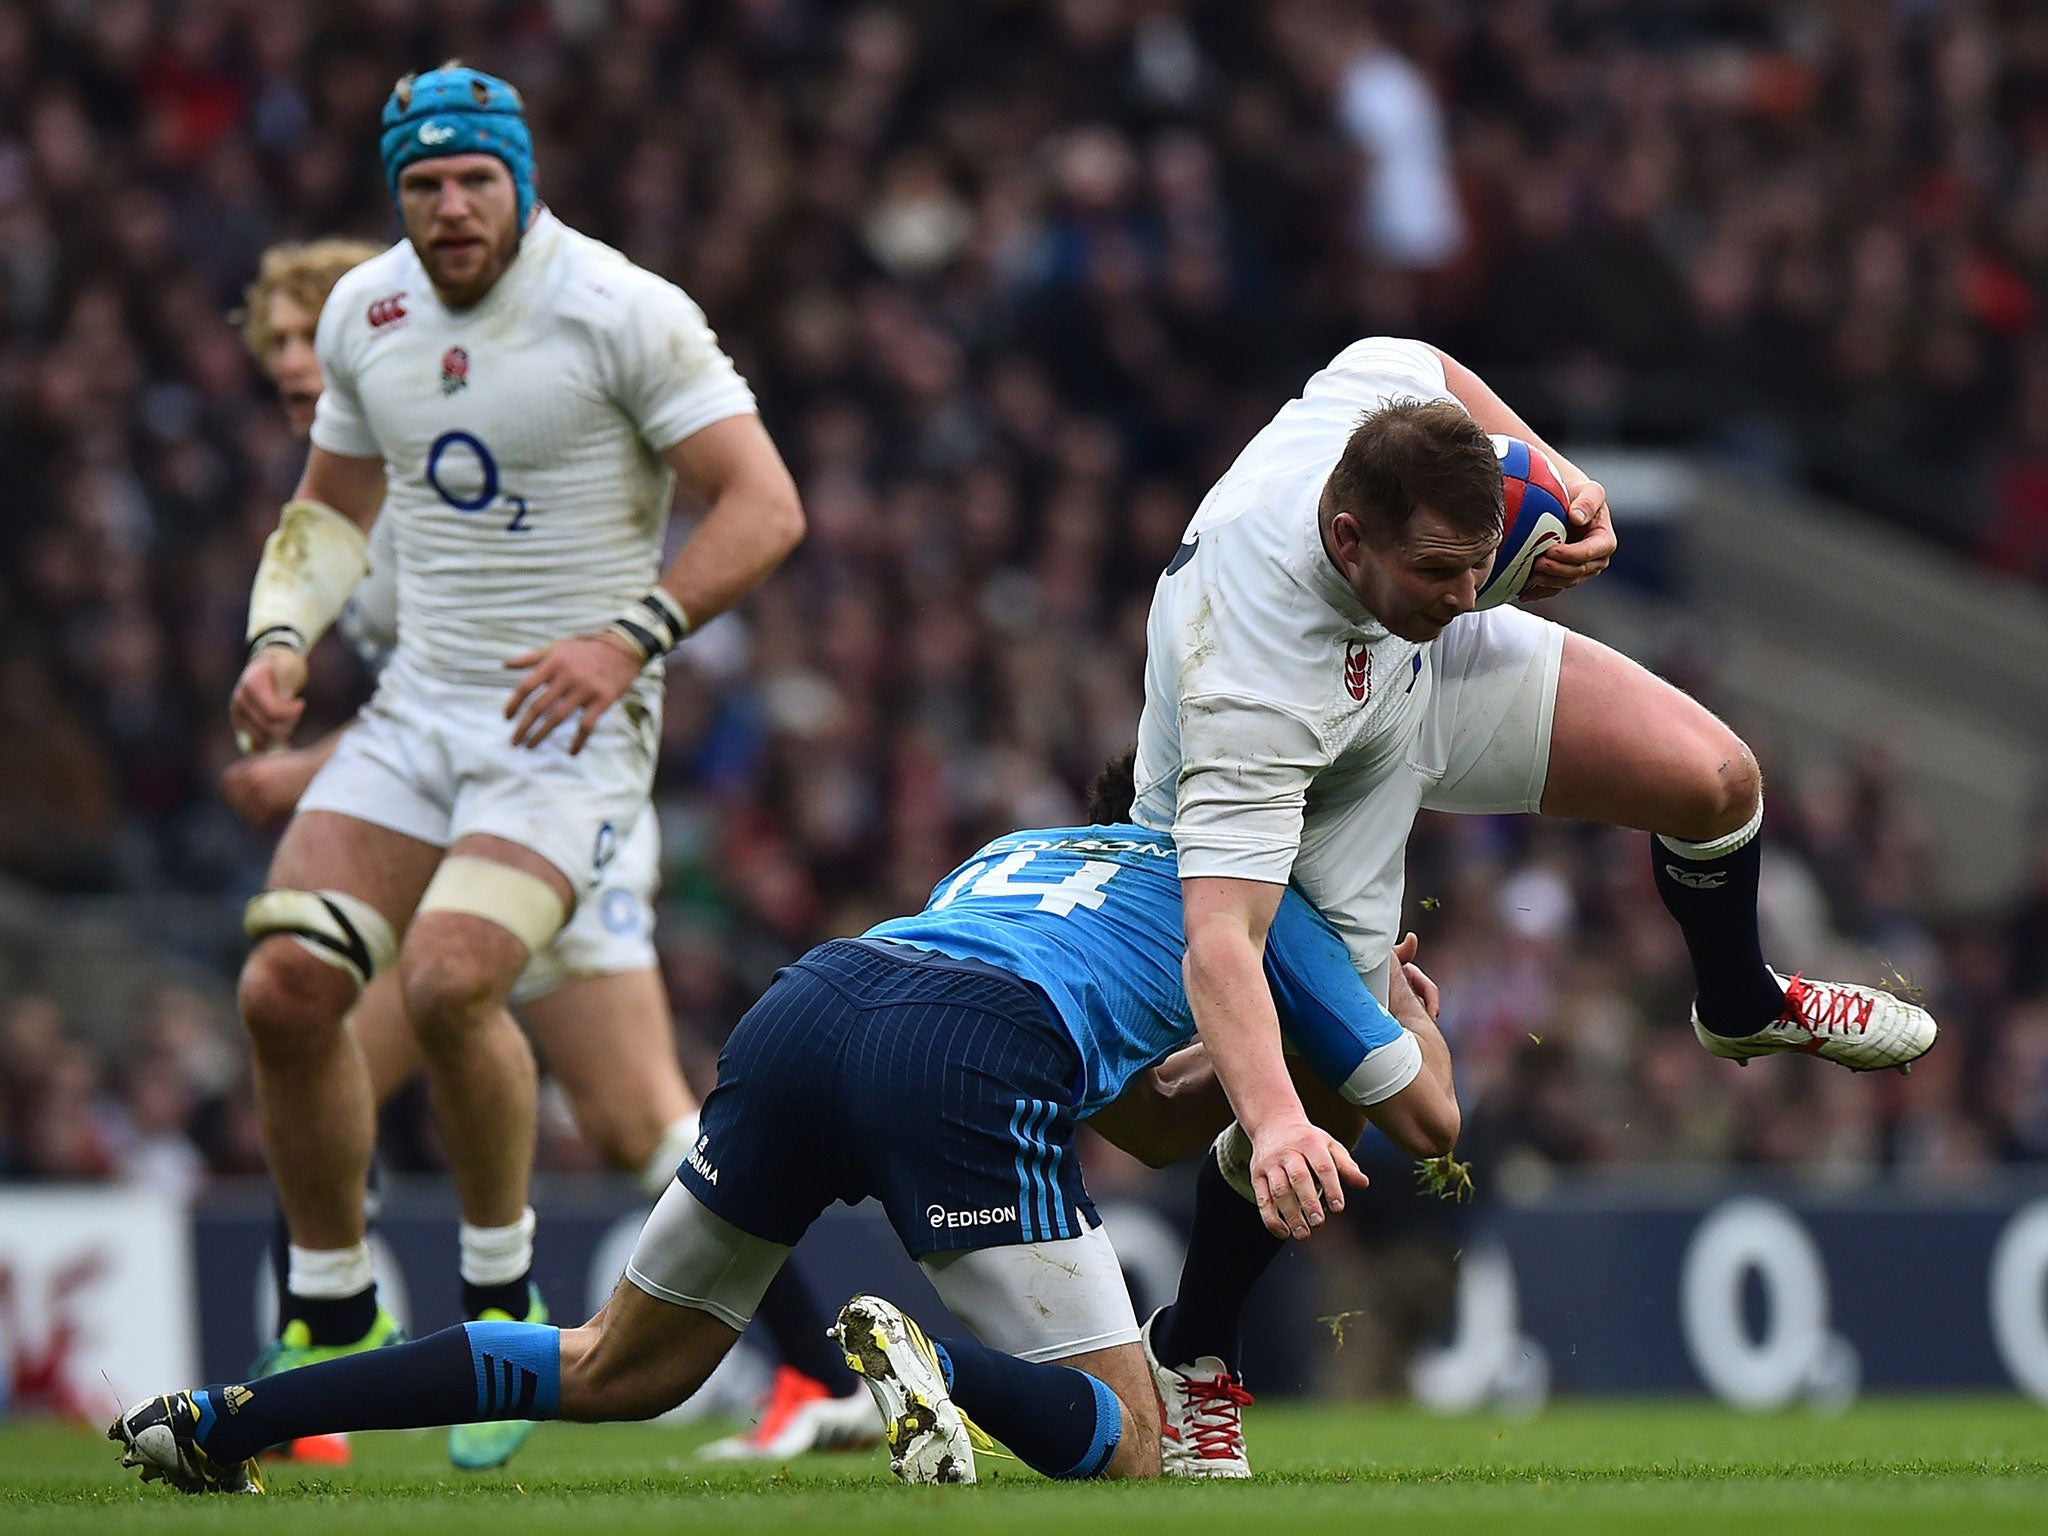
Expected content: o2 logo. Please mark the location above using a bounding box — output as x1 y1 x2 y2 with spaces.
425 430 531 532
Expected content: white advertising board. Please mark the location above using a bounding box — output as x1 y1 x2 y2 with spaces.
0 1187 196 1418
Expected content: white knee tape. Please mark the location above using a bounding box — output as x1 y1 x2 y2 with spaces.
416 856 568 955
244 888 399 991
1212 1122 1257 1204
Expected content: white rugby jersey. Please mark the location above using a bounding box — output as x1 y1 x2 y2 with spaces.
310 211 757 687
1131 337 1462 973
336 512 399 669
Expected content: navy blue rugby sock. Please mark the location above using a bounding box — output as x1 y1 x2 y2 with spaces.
754 1261 861 1396
192 1321 560 1466
930 1334 1121 1480
1149 1144 1282 1376
1651 806 1784 1037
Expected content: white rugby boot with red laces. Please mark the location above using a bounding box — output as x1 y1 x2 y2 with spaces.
1693 970 1936 1073
1140 1309 1252 1479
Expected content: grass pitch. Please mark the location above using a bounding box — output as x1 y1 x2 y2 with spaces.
3 1397 2044 1535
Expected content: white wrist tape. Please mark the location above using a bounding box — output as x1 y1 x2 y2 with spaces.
607 586 691 663
247 500 371 657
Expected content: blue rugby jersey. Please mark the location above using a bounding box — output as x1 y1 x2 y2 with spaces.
866 824 1422 1115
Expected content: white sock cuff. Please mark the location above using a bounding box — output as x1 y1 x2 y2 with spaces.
459 1207 537 1288
1657 795 1764 862
288 1242 374 1300
637 1112 701 1197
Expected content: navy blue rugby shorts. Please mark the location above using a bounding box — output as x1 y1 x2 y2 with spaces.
677 937 1097 1257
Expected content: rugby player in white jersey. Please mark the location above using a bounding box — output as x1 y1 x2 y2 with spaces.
225 240 879 1469
1128 337 1940 1474
222 65 811 1467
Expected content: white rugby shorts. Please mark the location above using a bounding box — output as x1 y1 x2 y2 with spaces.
627 1182 1139 1361
511 808 659 1004
299 656 662 937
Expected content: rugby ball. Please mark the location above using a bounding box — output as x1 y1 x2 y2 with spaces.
1475 434 1571 610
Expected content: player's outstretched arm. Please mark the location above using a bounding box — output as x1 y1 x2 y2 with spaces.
230 448 386 753
1183 875 1368 1241
503 415 804 754
1360 933 1460 1158
1423 343 1612 600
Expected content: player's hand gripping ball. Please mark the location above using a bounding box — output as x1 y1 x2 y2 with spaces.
1474 435 1571 610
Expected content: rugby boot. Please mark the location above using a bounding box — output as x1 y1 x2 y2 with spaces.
695 1365 884 1460
1141 1308 1252 1478
1693 970 1936 1073
109 1391 264 1494
831 1295 988 1485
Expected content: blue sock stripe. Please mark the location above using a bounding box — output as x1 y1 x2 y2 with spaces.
1056 1372 1122 1479
191 1389 218 1444
932 1340 956 1394
1011 1099 1041 1242
462 1321 561 1419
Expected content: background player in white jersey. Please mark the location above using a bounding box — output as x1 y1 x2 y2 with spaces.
227 239 878 1468
223 65 807 1464
1128 338 1939 1470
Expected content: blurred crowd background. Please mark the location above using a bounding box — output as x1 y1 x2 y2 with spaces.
4 0 2048 1207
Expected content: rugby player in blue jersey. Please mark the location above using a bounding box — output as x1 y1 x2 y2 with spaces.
111 780 1456 1490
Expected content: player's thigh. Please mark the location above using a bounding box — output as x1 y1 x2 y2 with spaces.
919 1225 1141 1366
847 976 1098 1254
402 833 577 1019
349 970 426 1103
672 962 847 1247
1542 631 1760 840
559 1265 741 1421
524 968 695 1164
266 809 441 922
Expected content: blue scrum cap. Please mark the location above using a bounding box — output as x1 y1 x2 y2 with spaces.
380 64 536 228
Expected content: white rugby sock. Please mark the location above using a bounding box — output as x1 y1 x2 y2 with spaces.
288 1241 374 1299
459 1207 537 1288
637 1112 701 1197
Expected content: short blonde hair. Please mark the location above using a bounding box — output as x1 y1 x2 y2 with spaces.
236 239 384 358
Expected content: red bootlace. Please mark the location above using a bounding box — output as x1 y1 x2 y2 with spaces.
1181 1373 1255 1460
1777 973 1874 1037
